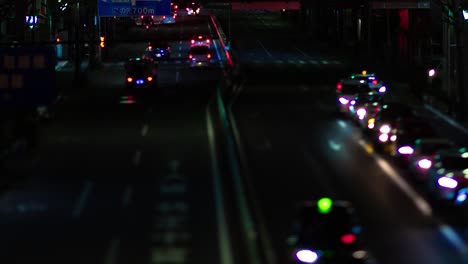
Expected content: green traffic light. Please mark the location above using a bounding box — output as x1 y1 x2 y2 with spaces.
317 197 333 214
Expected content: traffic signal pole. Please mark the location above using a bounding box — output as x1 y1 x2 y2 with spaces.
73 1 81 85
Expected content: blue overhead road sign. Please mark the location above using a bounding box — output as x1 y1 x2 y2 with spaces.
98 0 171 17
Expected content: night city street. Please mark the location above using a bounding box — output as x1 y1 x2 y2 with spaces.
2 1 468 264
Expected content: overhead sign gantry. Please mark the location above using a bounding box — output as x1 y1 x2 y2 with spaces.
97 0 171 17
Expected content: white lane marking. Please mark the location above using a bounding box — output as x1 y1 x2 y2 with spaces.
294 46 311 58
141 124 149 136
206 105 234 264
425 104 468 135
373 156 432 216
104 237 121 264
176 71 180 83
439 224 468 255
122 185 133 208
178 53 181 57
133 150 142 166
338 120 347 128
179 40 182 44
73 181 93 218
178 46 182 51
257 40 272 57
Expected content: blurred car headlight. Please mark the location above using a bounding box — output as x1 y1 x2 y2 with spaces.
379 124 391 134
379 86 387 93
357 108 366 117
428 69 436 77
379 133 389 142
418 158 432 169
352 250 368 259
339 97 349 105
295 249 319 263
398 146 414 155
438 177 458 189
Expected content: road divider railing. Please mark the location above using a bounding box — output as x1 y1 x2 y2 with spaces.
207 80 272 264
208 16 270 264
210 14 233 68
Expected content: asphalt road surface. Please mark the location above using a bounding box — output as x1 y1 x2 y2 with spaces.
0 14 226 264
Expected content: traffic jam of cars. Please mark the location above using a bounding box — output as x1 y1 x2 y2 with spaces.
336 70 468 207
122 4 213 103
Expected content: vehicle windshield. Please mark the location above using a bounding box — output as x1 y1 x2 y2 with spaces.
127 63 149 75
341 84 370 94
190 46 209 55
296 205 356 248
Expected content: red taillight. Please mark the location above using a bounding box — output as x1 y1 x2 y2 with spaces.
372 80 378 85
127 77 133 82
147 76 153 82
206 39 210 43
151 15 154 19
198 36 202 39
189 54 193 59
340 234 356 244
374 105 380 112
207 54 211 59
163 16 166 19
140 15 143 19
175 5 178 8
173 15 176 18
167 46 171 51
191 40 195 44
148 46 152 50
336 82 342 91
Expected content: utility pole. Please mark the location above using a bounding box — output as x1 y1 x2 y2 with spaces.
73 0 81 84
455 0 466 122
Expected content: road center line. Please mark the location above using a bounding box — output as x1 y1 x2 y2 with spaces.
257 40 272 57
122 185 133 208
133 151 142 167
73 181 93 218
141 124 149 136
104 237 121 264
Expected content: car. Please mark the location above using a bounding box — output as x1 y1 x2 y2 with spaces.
186 2 200 15
188 45 211 67
370 102 418 152
286 197 372 264
408 138 456 182
124 58 158 91
426 148 468 204
140 15 154 29
384 117 438 163
145 41 171 60
163 14 176 24
348 91 384 128
336 79 372 114
191 35 211 48
349 70 387 94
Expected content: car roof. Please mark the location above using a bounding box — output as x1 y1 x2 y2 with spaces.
341 79 368 85
190 45 209 51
